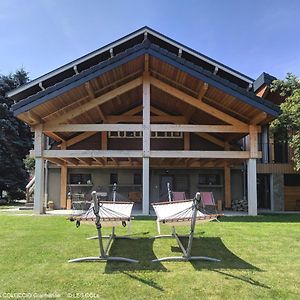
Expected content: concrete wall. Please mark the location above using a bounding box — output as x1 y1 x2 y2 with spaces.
47 167 61 208
231 169 245 201
272 174 284 211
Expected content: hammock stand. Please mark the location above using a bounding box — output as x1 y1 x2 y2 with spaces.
68 191 138 263
87 183 135 240
151 192 221 263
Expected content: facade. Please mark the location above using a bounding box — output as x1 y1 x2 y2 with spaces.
8 27 299 215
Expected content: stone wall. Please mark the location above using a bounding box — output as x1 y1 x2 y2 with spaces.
272 174 284 211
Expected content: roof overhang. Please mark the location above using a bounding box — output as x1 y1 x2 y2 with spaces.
7 26 254 101
12 41 279 118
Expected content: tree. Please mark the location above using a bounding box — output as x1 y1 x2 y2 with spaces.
271 73 300 171
0 69 32 199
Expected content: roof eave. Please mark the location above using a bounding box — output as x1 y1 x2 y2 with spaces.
7 26 254 100
12 43 279 118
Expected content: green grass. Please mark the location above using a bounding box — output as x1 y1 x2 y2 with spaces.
0 214 299 299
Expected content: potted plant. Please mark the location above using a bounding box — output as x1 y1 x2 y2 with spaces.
48 201 54 210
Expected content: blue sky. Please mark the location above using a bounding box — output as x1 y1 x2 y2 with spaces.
1 0 299 81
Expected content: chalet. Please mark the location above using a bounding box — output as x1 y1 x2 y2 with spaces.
8 27 300 215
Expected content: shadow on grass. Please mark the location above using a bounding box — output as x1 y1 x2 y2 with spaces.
212 270 270 289
170 237 270 289
171 237 260 270
121 271 164 291
105 238 167 273
104 238 167 291
220 214 300 223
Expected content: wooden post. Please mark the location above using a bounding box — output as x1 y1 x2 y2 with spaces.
249 125 258 158
101 131 107 163
247 125 258 215
34 124 45 214
247 158 257 216
184 132 190 150
224 164 231 209
60 142 67 209
142 158 150 215
142 72 150 215
60 166 67 209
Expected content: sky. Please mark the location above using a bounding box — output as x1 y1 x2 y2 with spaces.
0 0 300 82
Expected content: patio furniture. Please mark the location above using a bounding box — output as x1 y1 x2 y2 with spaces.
155 182 187 235
68 191 138 263
151 192 222 263
200 192 218 214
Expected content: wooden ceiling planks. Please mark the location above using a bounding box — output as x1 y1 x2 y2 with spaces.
17 54 270 138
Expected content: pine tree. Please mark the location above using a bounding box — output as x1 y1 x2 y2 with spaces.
0 69 32 199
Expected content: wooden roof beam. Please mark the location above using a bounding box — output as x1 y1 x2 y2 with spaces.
106 115 186 124
111 157 119 165
85 81 107 122
198 82 209 100
47 158 65 166
63 131 97 148
61 158 79 165
250 112 267 125
144 54 149 72
195 132 225 148
77 158 93 165
150 76 248 127
123 104 143 116
44 132 65 142
92 157 104 165
150 106 168 116
27 111 42 125
45 77 142 126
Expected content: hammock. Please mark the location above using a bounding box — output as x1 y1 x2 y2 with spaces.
151 192 222 263
71 201 134 227
68 191 138 263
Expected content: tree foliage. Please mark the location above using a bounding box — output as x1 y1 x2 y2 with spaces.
0 69 32 199
271 73 300 171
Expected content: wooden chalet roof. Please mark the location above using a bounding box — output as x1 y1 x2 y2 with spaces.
9 27 280 143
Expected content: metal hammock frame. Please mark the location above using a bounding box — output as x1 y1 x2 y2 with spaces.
87 183 134 240
68 190 138 263
151 192 221 263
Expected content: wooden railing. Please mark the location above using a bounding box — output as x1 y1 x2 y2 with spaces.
26 176 35 203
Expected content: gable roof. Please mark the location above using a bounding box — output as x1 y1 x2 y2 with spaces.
8 26 255 102
11 37 279 117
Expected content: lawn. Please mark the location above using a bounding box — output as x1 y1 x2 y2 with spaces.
0 214 299 299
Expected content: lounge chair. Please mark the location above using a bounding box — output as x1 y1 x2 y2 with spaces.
200 192 218 214
151 192 222 262
68 191 138 263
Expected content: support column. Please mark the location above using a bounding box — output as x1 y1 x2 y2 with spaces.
101 131 107 163
34 124 45 214
143 158 150 215
184 132 190 150
142 71 150 215
247 158 257 216
224 164 231 209
247 125 258 216
60 166 67 209
270 174 274 211
60 142 67 209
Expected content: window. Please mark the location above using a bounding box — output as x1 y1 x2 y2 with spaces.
108 131 183 138
126 131 134 137
110 173 118 184
69 174 92 184
284 174 300 186
198 174 221 186
134 173 142 185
